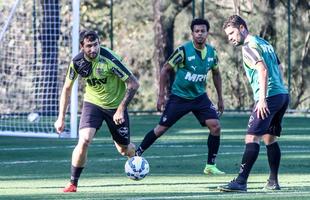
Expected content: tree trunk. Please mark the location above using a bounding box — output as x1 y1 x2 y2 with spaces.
259 0 277 45
153 0 191 95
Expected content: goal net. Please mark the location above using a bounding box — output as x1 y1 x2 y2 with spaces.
0 0 79 138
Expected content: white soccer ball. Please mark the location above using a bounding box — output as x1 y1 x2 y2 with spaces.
125 156 149 180
27 112 40 123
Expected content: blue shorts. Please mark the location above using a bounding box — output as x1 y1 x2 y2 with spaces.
79 101 130 145
159 93 219 127
247 94 289 136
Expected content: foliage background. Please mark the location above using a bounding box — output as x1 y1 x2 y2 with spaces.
79 0 309 111
1 0 309 113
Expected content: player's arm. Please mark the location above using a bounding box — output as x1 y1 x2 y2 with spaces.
105 48 140 125
243 44 270 119
211 50 224 116
157 62 174 111
211 67 224 116
114 74 140 125
255 60 269 119
157 46 184 111
54 64 76 133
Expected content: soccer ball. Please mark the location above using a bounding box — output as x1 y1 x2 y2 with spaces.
125 156 149 180
27 112 40 123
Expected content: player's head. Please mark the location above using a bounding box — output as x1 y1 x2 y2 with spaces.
79 30 100 59
190 18 210 46
223 15 248 46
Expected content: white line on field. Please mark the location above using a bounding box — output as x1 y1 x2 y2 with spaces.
132 190 310 200
1 149 310 165
0 144 309 151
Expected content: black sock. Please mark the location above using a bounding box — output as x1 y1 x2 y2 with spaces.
136 130 158 156
207 134 220 165
70 165 84 186
236 143 260 184
266 142 281 182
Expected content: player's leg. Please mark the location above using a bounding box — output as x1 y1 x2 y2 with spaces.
65 128 96 191
105 108 136 157
218 134 261 192
136 94 190 156
204 119 223 174
135 124 169 156
262 94 289 190
63 102 104 192
262 134 281 190
114 142 136 157
218 102 274 192
192 94 224 175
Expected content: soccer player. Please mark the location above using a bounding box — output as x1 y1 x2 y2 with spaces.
218 15 289 192
54 30 139 192
136 18 225 175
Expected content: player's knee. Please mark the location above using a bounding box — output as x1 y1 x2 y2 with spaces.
245 134 260 144
78 138 92 149
263 134 277 145
209 123 221 136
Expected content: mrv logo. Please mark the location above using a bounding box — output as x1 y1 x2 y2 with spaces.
184 72 207 82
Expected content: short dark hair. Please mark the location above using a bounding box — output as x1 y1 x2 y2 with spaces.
223 15 248 31
190 18 210 32
79 30 99 45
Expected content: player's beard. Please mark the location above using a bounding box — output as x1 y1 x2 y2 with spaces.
86 51 98 59
233 34 244 46
237 31 247 46
195 37 206 45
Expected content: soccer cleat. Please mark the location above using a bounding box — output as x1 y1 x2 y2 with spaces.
218 179 247 192
203 164 225 175
263 179 281 190
63 183 77 192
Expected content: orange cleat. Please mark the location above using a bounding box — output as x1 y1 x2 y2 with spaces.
63 183 77 192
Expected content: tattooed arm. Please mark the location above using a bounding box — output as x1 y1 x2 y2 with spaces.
113 74 140 125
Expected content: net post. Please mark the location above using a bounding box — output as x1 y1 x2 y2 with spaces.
70 0 80 138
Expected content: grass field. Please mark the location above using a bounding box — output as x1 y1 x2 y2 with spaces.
0 114 310 200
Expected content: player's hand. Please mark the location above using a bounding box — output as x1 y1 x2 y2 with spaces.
156 95 166 112
217 98 224 117
114 108 125 125
54 118 65 134
255 99 270 120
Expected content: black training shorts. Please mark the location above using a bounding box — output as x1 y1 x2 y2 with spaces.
79 101 130 145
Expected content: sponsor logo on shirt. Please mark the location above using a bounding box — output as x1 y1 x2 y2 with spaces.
188 55 195 61
184 72 207 82
207 57 214 62
261 44 275 53
86 78 107 86
190 65 197 71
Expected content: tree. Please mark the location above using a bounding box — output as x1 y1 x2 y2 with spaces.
153 0 192 95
